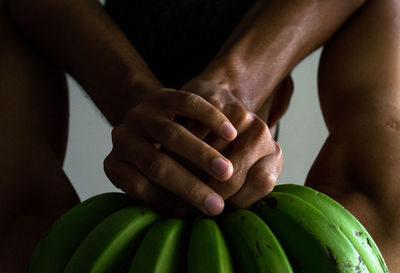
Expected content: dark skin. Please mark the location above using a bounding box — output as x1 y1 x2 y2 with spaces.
1 0 399 271
306 0 400 270
6 0 365 216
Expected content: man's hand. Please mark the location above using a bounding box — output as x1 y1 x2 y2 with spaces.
104 88 238 216
180 79 283 209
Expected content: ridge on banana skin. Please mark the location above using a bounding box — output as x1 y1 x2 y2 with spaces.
252 192 369 273
63 206 161 273
128 218 188 273
219 209 294 273
274 184 389 273
27 192 136 273
187 217 234 273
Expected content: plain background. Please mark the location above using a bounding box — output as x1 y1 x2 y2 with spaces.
63 47 328 201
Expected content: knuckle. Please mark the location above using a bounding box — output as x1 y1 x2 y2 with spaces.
265 140 283 160
146 155 167 180
124 108 146 129
159 89 177 106
273 141 283 158
252 170 276 195
131 179 149 198
232 106 253 128
159 122 180 143
111 125 124 145
205 106 221 121
194 144 210 163
204 95 224 111
125 107 140 123
254 120 271 138
183 182 201 202
233 160 247 178
122 170 151 200
185 93 204 109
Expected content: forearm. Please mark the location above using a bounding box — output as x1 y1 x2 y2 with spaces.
6 0 163 126
198 0 365 112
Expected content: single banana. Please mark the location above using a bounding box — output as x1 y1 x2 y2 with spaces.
274 184 389 273
218 209 293 273
252 191 369 273
63 205 161 273
27 192 136 273
187 216 234 273
128 218 187 273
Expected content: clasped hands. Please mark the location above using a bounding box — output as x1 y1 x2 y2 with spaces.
104 78 283 217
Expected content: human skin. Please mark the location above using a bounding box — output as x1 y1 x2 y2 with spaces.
2 0 399 271
305 0 400 271
5 0 368 216
0 1 80 271
105 0 368 213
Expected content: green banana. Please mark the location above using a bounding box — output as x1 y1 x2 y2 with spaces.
27 192 136 273
274 184 389 273
63 205 161 273
219 209 293 273
128 218 187 273
187 217 234 273
252 191 369 273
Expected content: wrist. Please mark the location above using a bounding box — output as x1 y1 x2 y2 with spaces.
125 73 164 105
198 56 278 112
103 73 163 126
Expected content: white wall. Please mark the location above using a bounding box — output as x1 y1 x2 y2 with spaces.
277 48 329 186
63 49 328 201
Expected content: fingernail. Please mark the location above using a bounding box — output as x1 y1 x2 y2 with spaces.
204 193 224 215
212 158 232 177
221 122 237 139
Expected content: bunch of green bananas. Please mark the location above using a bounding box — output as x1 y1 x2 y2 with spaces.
27 184 388 273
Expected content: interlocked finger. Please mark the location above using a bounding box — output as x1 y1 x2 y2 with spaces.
146 118 233 181
104 151 183 213
206 118 275 199
228 149 283 209
163 91 237 140
120 136 225 216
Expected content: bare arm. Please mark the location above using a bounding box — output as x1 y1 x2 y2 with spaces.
305 0 400 271
5 0 246 216
6 0 163 126
6 0 367 125
177 0 369 209
193 0 366 113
